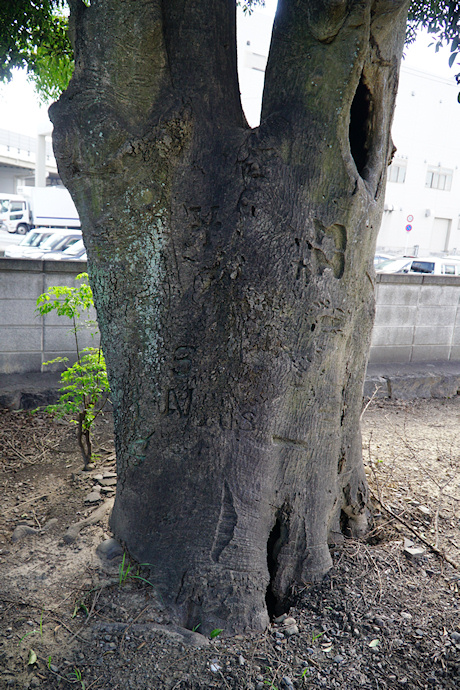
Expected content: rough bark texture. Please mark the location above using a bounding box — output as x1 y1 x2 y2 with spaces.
50 0 409 634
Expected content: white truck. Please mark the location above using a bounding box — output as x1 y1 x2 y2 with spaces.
0 187 80 234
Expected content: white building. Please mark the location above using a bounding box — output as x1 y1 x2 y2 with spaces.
0 126 60 192
378 67 460 257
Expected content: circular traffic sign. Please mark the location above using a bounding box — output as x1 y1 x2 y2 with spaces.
406 224 412 232
407 215 414 222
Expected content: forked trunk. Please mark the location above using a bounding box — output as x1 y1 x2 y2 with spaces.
51 0 409 633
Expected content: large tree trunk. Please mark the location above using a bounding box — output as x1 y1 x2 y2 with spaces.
51 0 409 634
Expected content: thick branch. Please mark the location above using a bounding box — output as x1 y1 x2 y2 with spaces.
261 0 409 192
66 0 169 125
161 0 245 127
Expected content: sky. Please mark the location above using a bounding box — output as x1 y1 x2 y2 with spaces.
0 1 456 138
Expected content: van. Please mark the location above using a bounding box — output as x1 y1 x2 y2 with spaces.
0 187 80 235
403 257 460 276
377 256 460 276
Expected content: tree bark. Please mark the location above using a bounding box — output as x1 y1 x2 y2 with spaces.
50 0 409 634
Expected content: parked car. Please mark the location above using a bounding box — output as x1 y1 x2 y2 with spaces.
4 229 82 260
3 227 62 258
45 238 87 261
374 253 393 267
377 255 460 276
376 257 413 273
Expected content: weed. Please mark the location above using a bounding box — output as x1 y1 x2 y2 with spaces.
18 630 37 645
311 630 325 643
69 666 86 689
118 553 155 587
264 666 278 689
72 600 89 619
18 610 44 645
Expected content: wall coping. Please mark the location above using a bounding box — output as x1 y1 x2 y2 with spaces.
0 257 87 273
375 272 460 286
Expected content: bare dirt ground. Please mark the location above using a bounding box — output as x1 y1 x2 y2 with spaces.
0 398 459 689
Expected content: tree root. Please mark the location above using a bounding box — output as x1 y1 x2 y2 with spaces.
63 498 114 544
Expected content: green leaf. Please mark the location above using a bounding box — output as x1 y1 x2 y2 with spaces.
28 649 37 665
210 628 223 639
369 639 380 648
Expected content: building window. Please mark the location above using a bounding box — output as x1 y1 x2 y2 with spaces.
388 160 407 183
425 166 453 191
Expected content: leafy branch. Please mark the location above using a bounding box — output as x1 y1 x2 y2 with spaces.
35 273 110 469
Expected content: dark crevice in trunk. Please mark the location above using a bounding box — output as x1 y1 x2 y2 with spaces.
340 508 352 537
349 74 373 179
265 511 290 619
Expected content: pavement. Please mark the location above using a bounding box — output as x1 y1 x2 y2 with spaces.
2 362 460 411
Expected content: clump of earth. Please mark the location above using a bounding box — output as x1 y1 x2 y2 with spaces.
0 398 459 689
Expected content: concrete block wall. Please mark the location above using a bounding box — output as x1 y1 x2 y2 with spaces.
2 260 460 374
0 258 98 375
370 273 460 363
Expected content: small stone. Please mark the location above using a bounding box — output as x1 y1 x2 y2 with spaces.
281 677 295 690
238 655 245 666
93 474 103 482
84 491 102 503
451 631 460 643
96 538 124 561
210 660 221 673
274 613 287 624
12 524 39 541
102 471 117 478
333 655 344 664
404 545 426 559
400 611 412 620
99 477 117 486
417 505 431 516
284 624 299 637
49 665 59 673
283 617 296 626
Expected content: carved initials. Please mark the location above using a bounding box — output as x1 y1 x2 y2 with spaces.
163 388 193 417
